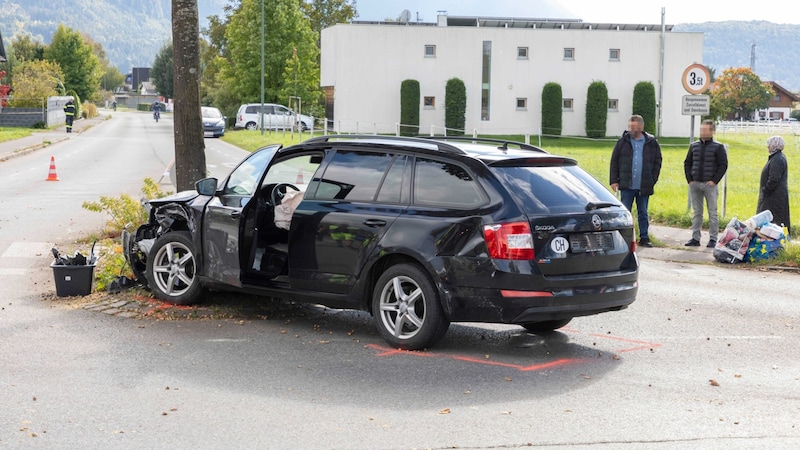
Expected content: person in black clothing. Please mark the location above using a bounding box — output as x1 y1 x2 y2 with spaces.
757 135 791 234
683 120 728 247
63 98 76 133
610 115 663 247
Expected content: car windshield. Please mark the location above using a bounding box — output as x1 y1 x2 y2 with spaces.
202 108 222 119
492 165 621 215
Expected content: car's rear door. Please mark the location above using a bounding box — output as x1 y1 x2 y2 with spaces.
288 147 408 294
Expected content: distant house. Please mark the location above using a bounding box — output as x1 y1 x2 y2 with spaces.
0 28 6 62
758 82 799 120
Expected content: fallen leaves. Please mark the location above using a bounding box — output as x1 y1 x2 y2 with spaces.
709 379 720 387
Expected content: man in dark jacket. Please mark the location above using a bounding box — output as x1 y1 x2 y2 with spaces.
683 120 728 247
63 97 75 133
610 115 663 247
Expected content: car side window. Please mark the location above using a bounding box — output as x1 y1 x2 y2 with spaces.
376 155 407 203
309 150 394 202
245 106 257 114
413 157 486 208
224 149 276 196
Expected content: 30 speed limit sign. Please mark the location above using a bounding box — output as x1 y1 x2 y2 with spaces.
682 63 710 95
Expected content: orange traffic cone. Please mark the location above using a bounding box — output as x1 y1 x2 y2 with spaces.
296 170 304 184
46 156 60 181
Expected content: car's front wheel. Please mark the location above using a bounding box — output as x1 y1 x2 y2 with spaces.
372 263 449 350
521 318 572 333
245 122 257 131
146 231 203 305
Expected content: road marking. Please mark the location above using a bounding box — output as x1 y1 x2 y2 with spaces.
2 242 53 258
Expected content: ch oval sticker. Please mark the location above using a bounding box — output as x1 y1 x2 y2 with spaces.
551 236 570 254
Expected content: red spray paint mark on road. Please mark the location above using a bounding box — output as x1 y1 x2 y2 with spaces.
588 333 662 352
368 344 586 372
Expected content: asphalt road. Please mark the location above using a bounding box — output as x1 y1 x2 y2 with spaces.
1 113 799 449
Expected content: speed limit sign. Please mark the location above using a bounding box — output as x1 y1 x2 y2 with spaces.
682 63 710 94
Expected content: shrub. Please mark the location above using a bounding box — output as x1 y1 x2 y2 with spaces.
444 78 466 135
585 81 608 138
632 81 657 135
82 177 171 237
541 82 563 136
400 79 420 136
81 101 98 119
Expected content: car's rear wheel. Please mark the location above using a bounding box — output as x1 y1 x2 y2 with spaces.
146 231 203 305
372 263 449 350
521 318 572 333
245 122 257 130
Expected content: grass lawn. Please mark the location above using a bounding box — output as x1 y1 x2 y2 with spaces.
0 127 34 143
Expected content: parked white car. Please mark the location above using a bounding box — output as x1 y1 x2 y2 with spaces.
235 103 313 131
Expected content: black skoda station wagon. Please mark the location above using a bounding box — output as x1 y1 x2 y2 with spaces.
123 135 639 350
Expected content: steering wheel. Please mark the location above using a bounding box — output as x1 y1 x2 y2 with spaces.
271 183 300 206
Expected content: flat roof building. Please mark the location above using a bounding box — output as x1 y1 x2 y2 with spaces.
321 14 704 137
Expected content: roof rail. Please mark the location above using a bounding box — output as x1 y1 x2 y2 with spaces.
301 134 467 154
419 136 549 153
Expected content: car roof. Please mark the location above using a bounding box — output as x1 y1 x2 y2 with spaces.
298 135 577 166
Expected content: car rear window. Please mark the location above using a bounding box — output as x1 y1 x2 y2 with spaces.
492 165 620 215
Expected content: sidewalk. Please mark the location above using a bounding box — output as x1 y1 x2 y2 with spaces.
0 112 110 162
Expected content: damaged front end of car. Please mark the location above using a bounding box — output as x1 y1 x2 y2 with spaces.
122 195 198 288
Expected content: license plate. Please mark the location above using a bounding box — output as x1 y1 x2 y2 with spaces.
570 232 614 253
204 131 214 137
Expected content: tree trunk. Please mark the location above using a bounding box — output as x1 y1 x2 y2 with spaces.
171 0 206 191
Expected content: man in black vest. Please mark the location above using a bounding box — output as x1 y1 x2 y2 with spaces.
64 98 76 133
683 120 728 247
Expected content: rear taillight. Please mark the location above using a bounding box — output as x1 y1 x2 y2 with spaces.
483 222 534 260
630 240 637 253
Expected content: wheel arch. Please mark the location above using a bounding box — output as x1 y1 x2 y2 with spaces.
360 252 448 317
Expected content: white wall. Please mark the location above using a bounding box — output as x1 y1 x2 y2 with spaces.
321 22 703 137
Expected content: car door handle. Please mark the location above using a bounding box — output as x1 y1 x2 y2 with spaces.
363 219 387 227
230 211 241 219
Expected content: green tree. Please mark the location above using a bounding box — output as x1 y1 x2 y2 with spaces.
172 0 206 190
585 80 608 138
300 0 358 46
200 13 231 111
710 67 773 120
541 82 562 136
151 41 174 99
444 77 466 135
7 59 64 107
632 81 656 135
400 79 420 136
10 33 45 62
44 25 101 103
221 0 319 106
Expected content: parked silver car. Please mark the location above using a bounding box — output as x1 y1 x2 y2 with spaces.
234 103 312 131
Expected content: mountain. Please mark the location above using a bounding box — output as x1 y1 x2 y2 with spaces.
0 0 226 73
673 21 800 91
1 3 798 93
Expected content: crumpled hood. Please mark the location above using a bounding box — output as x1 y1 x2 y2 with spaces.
148 189 200 207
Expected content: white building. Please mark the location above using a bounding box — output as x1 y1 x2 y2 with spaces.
321 15 704 137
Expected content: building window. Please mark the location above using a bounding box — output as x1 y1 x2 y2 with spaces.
562 98 573 110
773 94 781 102
517 47 529 59
424 96 435 109
609 48 620 61
481 41 492 121
424 45 436 58
608 99 619 111
516 98 527 110
563 48 574 60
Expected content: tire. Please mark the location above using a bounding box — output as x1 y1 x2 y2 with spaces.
146 231 203 305
521 318 572 333
245 122 257 131
372 263 449 350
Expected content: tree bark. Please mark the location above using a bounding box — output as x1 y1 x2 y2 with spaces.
171 0 206 191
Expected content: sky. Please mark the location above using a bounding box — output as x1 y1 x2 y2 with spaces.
355 0 800 25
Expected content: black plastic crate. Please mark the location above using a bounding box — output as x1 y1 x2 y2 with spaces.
51 262 95 297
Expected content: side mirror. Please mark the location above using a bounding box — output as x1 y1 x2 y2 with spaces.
196 177 218 196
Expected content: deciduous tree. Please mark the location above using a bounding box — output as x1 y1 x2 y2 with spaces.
710 67 773 120
172 0 206 191
152 41 174 99
7 59 64 107
44 25 101 103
